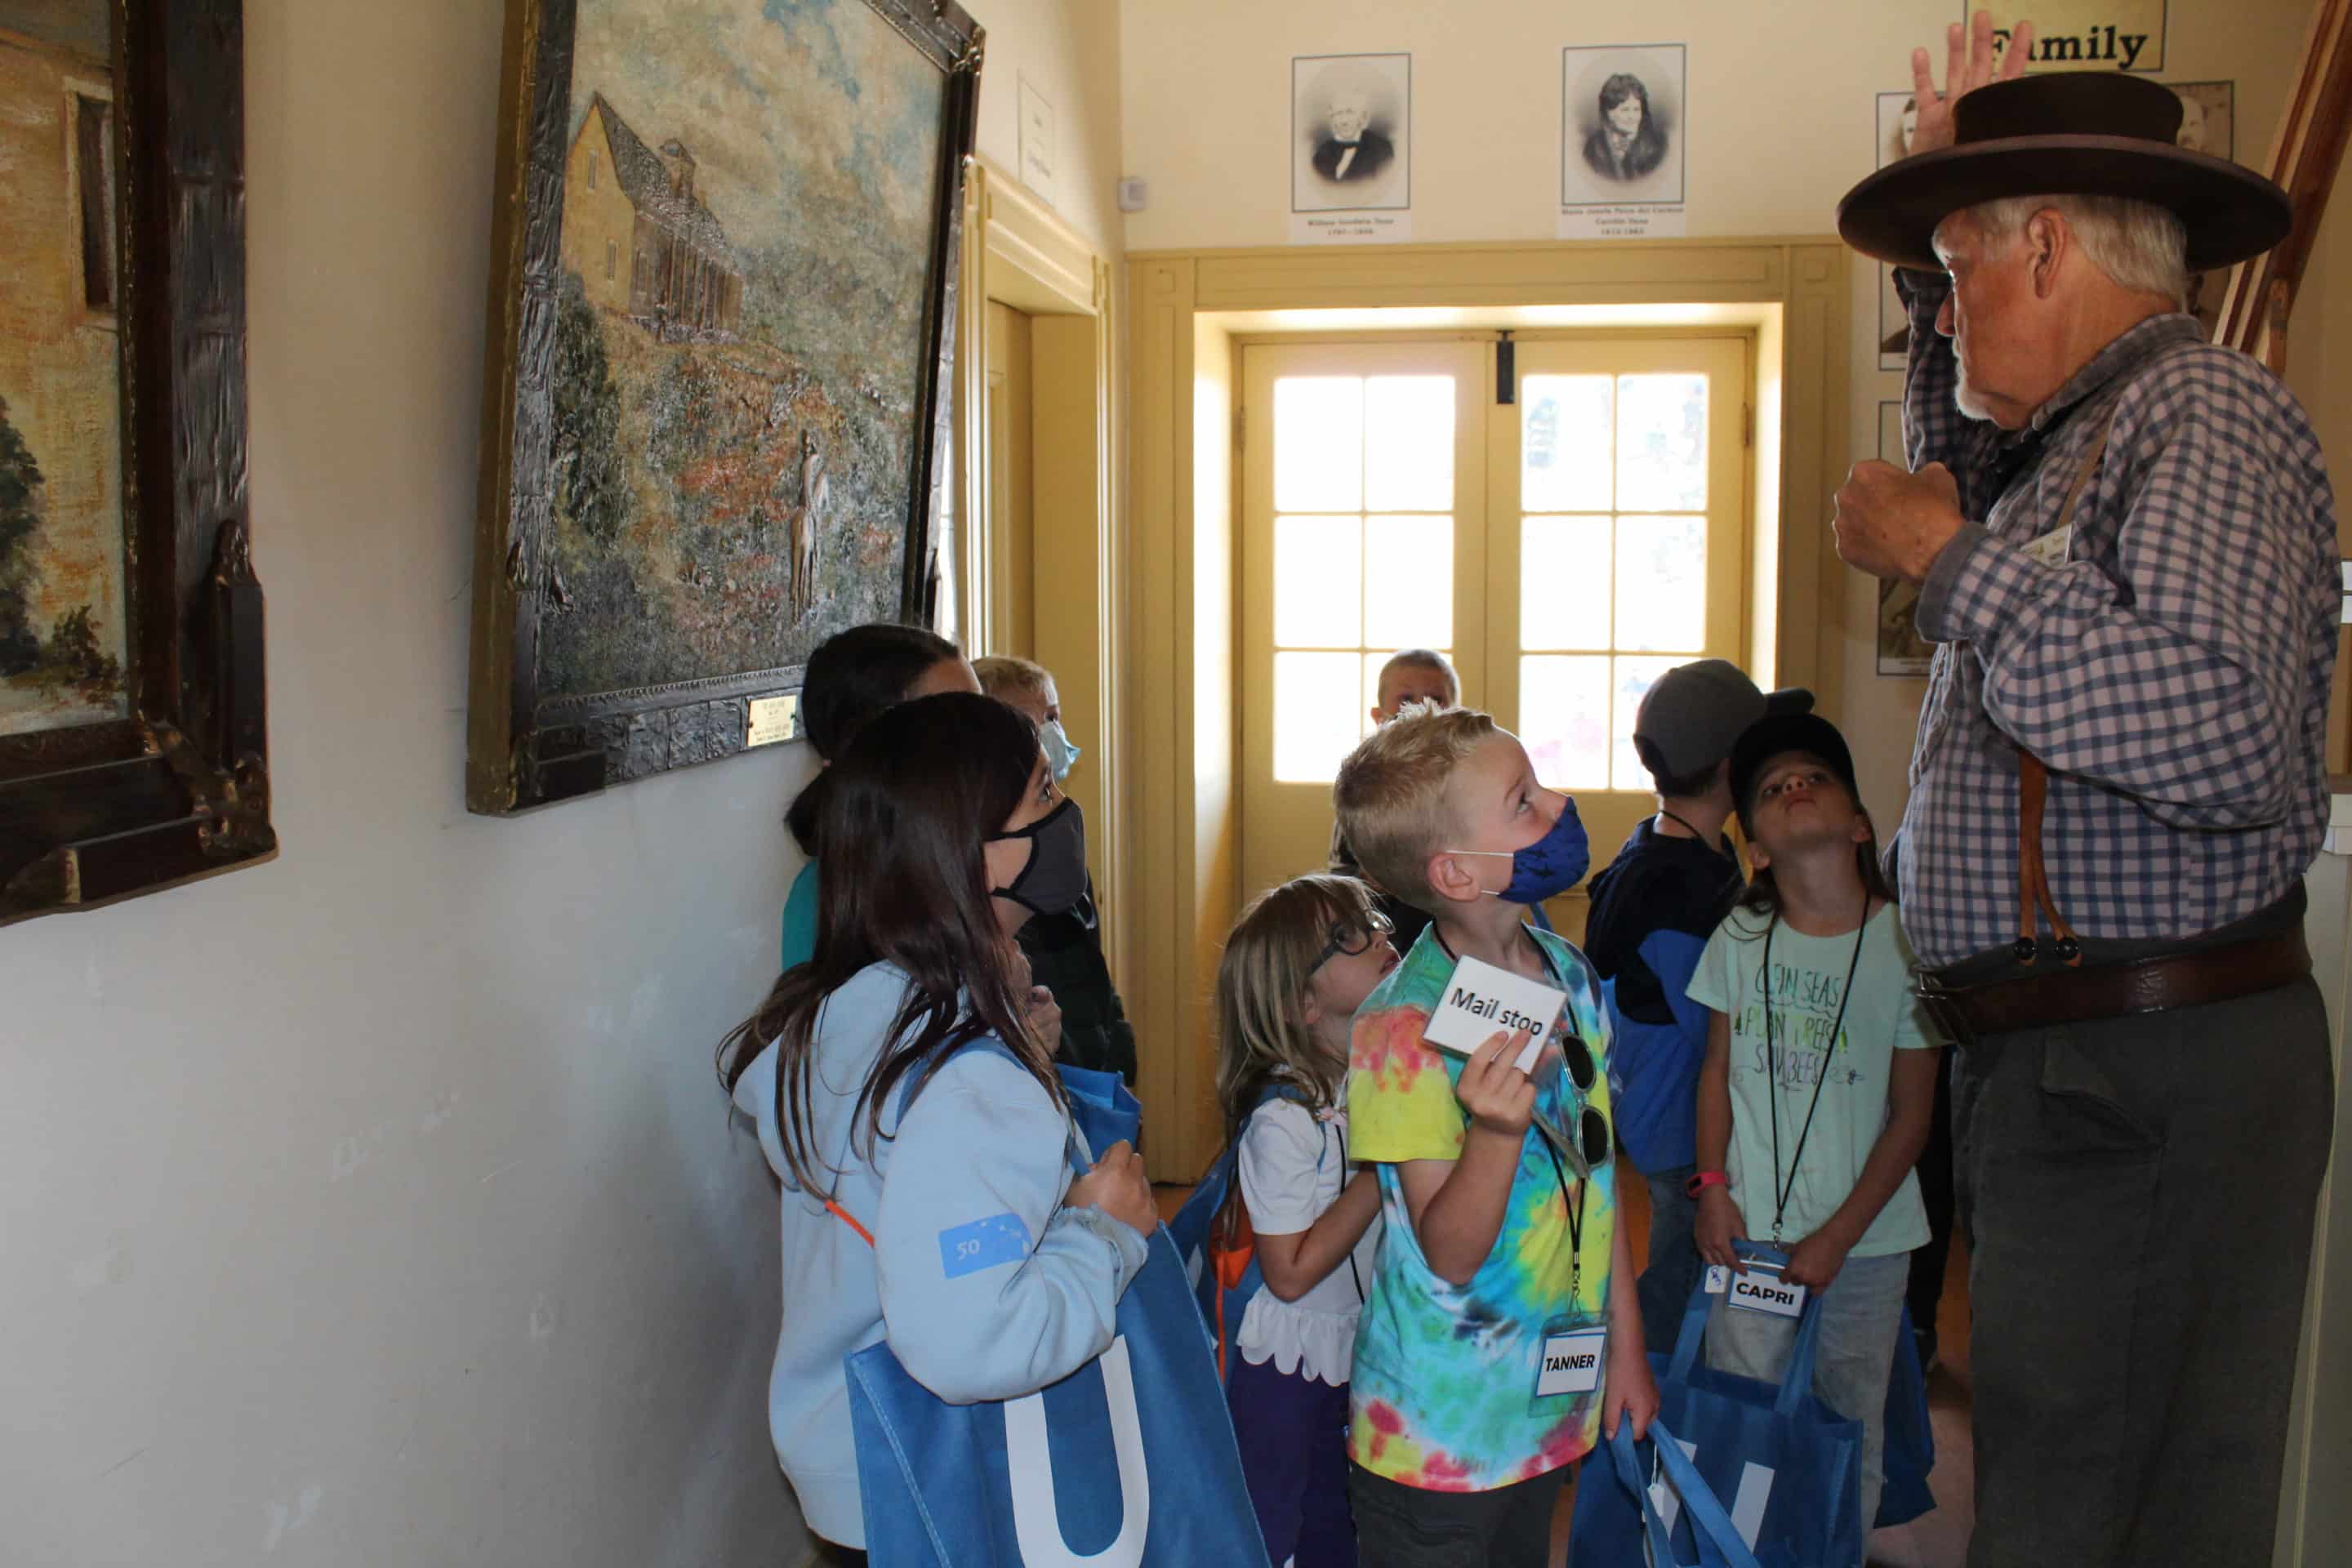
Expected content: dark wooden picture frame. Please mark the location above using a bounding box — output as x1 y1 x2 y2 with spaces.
0 1 269 928
466 0 983 815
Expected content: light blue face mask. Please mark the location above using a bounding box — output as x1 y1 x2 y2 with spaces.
1040 719 1083 782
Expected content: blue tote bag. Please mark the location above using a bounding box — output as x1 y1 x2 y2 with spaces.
1876 1303 1936 1529
1573 1247 1864 1568
842 1051 1272 1567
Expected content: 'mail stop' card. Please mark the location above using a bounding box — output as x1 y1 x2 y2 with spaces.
1421 955 1567 1072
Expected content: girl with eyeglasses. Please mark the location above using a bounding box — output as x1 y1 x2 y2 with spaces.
1688 712 1941 1542
1209 875 1395 1568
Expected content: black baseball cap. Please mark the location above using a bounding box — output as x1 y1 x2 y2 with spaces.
1632 659 1815 782
1731 712 1860 825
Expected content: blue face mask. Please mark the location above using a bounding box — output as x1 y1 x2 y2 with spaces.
1040 719 1082 782
1449 791 1590 903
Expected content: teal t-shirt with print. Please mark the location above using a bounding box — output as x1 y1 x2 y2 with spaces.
1686 902 1936 1258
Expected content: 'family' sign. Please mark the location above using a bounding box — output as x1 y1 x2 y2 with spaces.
1978 1 2166 73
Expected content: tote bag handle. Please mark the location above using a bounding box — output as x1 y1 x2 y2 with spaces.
1612 1419 1767 1568
1666 1245 1831 1419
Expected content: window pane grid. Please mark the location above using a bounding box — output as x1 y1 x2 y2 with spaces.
1517 367 1714 791
1271 373 1459 782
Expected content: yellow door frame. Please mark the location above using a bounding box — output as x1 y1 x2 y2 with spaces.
954 158 1126 991
1126 238 1849 1179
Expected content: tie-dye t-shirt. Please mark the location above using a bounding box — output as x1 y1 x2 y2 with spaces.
1344 922 1618 1491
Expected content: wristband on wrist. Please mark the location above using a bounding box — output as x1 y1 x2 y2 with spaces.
1685 1169 1730 1199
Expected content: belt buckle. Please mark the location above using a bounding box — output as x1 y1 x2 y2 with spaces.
1913 971 1976 1049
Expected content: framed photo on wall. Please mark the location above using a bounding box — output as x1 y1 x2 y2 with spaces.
1876 91 1917 372
2170 80 2236 337
1559 42 1687 238
1290 52 1412 243
467 0 982 813
1876 400 1934 678
0 1 273 927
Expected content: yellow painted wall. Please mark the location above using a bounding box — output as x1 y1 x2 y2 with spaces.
1116 0 2316 821
971 0 1124 254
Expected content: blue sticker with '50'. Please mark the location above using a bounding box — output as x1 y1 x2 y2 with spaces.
938 1213 1032 1278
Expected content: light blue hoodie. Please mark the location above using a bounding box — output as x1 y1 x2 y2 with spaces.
731 960 1150 1548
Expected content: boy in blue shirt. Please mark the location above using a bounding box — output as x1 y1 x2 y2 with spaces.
1584 659 1810 1352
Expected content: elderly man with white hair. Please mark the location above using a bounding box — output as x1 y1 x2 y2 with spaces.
1832 13 2335 1566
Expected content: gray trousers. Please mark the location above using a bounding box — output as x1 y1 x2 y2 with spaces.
1953 978 2334 1567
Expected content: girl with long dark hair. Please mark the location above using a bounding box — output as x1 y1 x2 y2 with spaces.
719 692 1156 1554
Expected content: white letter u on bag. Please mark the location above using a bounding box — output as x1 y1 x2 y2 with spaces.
1001 1335 1150 1566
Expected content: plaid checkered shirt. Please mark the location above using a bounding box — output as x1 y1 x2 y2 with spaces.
1893 270 2341 969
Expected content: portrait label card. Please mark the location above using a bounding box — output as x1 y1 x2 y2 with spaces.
1290 52 1412 245
1977 2 2166 73
1559 43 1687 240
1018 76 1057 207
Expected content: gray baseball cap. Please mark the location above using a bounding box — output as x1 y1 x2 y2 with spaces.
1632 659 1815 782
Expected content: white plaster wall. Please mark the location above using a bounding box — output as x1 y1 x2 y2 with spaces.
973 0 1125 252
0 0 1120 1562
1116 0 2314 819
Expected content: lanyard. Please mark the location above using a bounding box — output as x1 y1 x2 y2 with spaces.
1541 1137 1588 1296
1656 810 1731 858
1762 906 1870 1243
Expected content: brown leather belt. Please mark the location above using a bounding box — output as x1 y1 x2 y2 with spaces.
1914 924 2310 1045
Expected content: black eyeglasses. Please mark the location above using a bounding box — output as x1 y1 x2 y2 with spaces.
1310 909 1394 974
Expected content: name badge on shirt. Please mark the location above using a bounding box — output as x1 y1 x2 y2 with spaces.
1726 1268 1807 1318
1534 1327 1607 1397
2020 523 2074 567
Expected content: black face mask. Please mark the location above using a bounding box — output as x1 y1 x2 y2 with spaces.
990 798 1088 917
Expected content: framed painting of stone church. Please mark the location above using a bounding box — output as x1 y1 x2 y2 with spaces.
467 0 983 813
1 1 272 927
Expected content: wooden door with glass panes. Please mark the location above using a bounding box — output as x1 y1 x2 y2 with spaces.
1238 342 1488 902
1237 335 1747 913
1485 338 1748 880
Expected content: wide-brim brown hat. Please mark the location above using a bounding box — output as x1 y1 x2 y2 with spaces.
1838 74 2291 274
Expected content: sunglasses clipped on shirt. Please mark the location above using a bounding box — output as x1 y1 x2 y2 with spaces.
1309 907 1394 974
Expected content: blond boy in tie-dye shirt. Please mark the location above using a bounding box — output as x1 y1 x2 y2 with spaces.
1334 709 1655 1566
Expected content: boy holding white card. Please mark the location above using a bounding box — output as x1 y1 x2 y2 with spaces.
1688 711 1940 1540
1332 707 1657 1567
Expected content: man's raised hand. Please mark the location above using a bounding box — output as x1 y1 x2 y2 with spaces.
1909 11 2034 156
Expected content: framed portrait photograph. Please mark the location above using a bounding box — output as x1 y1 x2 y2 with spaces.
1560 43 1686 211
1876 400 1934 678
2170 81 2235 338
467 0 982 814
1876 91 1918 372
1 1 274 927
1291 52 1411 216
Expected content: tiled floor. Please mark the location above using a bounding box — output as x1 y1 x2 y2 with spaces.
1161 1157 1980 1568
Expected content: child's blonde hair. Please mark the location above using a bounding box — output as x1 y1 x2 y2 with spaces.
1377 648 1459 708
1214 875 1381 1138
972 653 1054 708
1333 707 1499 914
